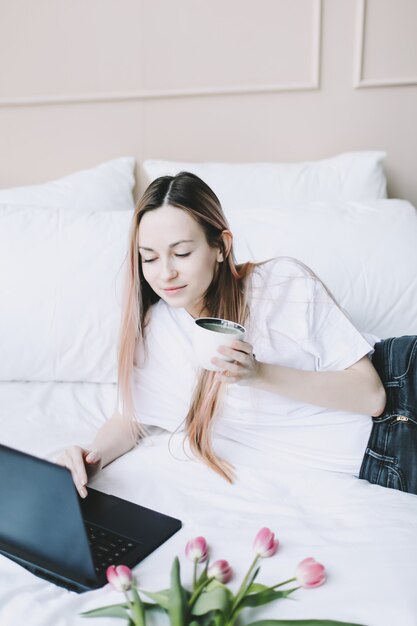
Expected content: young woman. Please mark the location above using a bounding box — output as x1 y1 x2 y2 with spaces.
58 172 386 498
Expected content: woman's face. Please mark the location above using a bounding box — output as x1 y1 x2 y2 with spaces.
138 205 223 318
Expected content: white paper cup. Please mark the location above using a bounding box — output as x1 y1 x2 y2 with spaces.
192 317 246 371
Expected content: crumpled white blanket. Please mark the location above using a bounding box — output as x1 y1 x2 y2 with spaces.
0 381 416 626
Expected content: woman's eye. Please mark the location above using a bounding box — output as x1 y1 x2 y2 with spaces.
142 258 156 264
175 252 191 258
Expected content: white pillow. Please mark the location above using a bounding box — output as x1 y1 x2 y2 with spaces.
143 152 387 212
230 199 417 339
0 157 136 212
1 199 414 383
0 207 132 383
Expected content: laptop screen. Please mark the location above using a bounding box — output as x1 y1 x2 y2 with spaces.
0 444 96 585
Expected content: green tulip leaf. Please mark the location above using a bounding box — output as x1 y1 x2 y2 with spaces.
140 589 171 610
199 578 232 598
81 603 130 618
248 565 261 587
238 588 298 609
192 612 224 626
143 602 165 612
231 564 262 615
168 557 189 626
247 619 365 626
203 610 227 626
191 585 232 616
248 583 269 593
204 579 222 592
233 564 261 606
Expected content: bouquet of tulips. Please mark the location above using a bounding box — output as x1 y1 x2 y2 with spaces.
82 527 367 626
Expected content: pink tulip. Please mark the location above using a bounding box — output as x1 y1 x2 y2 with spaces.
253 527 279 558
295 557 326 588
208 559 233 583
106 565 134 591
185 536 208 563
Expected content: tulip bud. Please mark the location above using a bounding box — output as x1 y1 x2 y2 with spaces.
253 527 279 558
106 564 134 591
295 557 326 588
185 536 208 563
208 559 233 583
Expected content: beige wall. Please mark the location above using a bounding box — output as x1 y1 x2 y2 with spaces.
0 0 416 205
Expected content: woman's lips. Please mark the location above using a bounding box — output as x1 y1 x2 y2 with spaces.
163 285 186 294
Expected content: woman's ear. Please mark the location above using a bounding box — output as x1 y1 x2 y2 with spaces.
217 230 233 262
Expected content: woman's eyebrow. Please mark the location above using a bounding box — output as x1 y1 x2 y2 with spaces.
139 239 194 251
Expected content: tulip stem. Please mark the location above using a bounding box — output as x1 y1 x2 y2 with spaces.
230 554 260 614
192 560 198 590
236 554 259 596
189 576 215 607
123 590 131 607
123 589 136 621
121 586 144 626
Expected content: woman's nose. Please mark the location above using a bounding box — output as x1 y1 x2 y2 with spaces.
160 260 178 279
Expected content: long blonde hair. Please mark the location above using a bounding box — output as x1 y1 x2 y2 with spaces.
118 172 255 481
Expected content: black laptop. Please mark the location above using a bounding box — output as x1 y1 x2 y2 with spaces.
0 443 182 592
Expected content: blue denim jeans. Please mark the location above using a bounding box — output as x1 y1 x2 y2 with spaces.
359 336 417 494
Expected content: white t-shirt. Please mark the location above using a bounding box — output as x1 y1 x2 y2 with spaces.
133 257 375 475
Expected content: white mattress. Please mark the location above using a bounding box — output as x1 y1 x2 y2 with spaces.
1 381 417 626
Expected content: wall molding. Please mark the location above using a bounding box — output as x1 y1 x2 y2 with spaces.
0 0 322 108
354 0 417 88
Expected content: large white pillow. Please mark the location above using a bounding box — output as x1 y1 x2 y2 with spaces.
143 152 387 211
0 207 132 383
0 157 136 211
1 199 415 383
230 199 417 339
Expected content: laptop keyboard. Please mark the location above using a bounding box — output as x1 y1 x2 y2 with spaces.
86 524 139 575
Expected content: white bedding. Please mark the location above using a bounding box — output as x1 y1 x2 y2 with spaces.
1 157 417 626
1 381 416 626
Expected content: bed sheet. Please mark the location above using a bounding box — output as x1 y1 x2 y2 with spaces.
0 381 416 626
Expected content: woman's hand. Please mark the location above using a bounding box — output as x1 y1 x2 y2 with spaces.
56 414 140 498
212 339 259 384
56 446 102 498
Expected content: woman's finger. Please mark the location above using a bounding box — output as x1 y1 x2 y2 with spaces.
60 446 89 497
220 340 252 354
